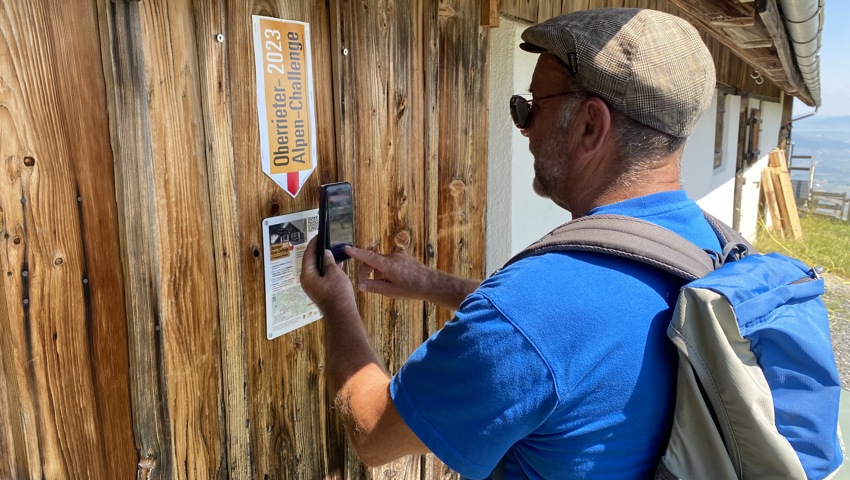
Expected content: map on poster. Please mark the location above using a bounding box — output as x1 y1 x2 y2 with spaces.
262 208 321 339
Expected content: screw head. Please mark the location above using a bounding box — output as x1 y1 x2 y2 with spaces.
216 33 225 43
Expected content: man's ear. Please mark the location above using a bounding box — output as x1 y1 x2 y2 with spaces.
574 97 613 158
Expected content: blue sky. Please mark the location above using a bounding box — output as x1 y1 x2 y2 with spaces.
793 1 849 117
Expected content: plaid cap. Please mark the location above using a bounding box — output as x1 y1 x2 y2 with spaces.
520 8 716 138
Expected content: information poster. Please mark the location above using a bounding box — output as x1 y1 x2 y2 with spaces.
262 209 321 339
252 16 317 198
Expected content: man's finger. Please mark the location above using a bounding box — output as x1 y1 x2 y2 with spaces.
323 249 337 272
345 245 388 270
357 264 375 284
303 236 319 270
358 278 397 297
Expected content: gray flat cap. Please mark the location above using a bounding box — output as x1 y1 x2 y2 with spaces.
520 8 716 138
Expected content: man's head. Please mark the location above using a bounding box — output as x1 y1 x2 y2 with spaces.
515 8 716 214
520 8 715 138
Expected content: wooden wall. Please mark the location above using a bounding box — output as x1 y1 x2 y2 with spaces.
0 0 488 478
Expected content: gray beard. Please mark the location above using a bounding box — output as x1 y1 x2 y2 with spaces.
531 97 583 200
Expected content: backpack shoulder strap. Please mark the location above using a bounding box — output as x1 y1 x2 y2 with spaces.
502 213 744 281
702 211 753 251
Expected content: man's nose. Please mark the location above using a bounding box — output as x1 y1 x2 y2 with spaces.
519 127 530 137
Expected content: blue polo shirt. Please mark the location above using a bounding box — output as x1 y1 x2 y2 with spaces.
390 191 722 479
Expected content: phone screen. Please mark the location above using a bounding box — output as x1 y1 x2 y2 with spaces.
318 182 354 275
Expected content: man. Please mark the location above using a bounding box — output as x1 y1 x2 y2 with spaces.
301 8 718 479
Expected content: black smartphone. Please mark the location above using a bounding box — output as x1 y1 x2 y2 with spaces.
317 182 354 276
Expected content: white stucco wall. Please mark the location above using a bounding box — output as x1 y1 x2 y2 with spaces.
681 94 739 226
487 18 573 274
486 16 784 271
738 99 784 240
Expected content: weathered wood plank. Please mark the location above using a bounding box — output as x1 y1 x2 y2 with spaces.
481 0 501 27
769 167 792 234
1 1 137 479
769 148 788 171
733 95 749 230
101 0 227 477
760 168 783 233
500 0 539 23
97 2 175 477
775 168 803 239
189 1 251 478
333 0 433 476
0 258 26 479
436 0 489 328
420 3 449 475
226 0 344 477
137 0 226 476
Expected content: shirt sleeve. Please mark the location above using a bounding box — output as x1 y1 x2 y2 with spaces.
390 293 559 479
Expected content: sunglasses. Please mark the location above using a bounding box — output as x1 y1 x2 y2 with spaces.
509 90 586 129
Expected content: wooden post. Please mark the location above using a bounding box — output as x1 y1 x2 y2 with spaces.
733 95 750 230
481 0 500 26
769 148 788 171
767 149 803 239
761 168 784 234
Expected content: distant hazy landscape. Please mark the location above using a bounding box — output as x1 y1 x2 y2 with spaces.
788 115 850 196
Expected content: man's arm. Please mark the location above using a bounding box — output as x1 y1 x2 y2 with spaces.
344 246 480 310
300 237 430 466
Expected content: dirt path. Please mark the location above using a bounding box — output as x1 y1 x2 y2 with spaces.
823 273 850 389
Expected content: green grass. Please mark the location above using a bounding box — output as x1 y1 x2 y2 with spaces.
754 214 850 324
754 214 850 279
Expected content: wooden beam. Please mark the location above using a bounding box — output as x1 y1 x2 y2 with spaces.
769 168 791 234
739 38 774 49
733 94 749 231
769 148 788 171
775 168 804 239
761 168 784 234
710 16 755 28
481 0 500 27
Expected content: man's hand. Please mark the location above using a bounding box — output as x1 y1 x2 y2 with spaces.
345 245 481 310
300 236 356 315
299 236 430 466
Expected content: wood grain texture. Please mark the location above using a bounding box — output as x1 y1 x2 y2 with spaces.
500 0 538 22
760 168 783 233
100 0 226 477
226 0 344 477
733 95 750 230
3 0 492 478
97 2 175 478
334 0 430 475
189 0 251 478
138 1 225 477
1 1 135 478
436 0 489 329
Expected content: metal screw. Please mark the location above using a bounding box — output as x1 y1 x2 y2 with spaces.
342 47 349 56
216 33 225 43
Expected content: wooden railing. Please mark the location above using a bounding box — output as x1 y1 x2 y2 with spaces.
808 191 850 221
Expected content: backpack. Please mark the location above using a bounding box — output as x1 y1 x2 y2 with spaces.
504 213 845 479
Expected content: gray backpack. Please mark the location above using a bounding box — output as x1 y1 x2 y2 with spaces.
505 214 845 479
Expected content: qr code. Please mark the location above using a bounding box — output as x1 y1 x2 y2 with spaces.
307 215 319 233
